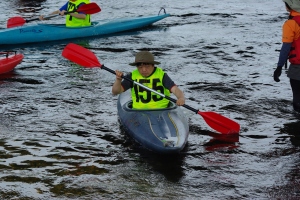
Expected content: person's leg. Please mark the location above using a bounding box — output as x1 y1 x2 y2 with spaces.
290 78 300 112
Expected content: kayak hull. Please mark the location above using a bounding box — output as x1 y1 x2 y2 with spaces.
0 53 24 74
117 91 189 154
0 14 170 45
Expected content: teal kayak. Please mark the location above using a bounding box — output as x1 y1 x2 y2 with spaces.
117 91 189 154
0 13 170 45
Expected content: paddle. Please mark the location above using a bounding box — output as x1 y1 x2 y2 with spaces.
7 2 101 28
62 43 241 134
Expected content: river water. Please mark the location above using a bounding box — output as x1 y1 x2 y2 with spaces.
0 0 300 199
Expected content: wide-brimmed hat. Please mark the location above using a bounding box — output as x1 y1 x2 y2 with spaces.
129 51 160 66
283 0 300 12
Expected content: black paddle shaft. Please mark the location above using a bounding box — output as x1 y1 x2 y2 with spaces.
26 3 100 23
26 10 82 23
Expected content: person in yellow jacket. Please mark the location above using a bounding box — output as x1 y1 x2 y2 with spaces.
274 0 300 112
112 51 185 109
39 0 91 27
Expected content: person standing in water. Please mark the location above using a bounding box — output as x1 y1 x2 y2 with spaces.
274 0 300 112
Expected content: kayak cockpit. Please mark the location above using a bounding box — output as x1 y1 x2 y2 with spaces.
124 101 177 111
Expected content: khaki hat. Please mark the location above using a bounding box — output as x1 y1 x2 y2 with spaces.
129 51 160 66
283 0 300 12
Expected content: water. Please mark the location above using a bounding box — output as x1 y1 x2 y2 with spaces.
0 0 300 199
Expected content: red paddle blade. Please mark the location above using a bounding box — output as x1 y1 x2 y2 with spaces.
7 16 26 28
77 2 101 14
198 111 240 134
62 43 102 68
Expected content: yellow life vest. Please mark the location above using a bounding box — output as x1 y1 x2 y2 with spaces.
66 0 91 27
131 67 171 109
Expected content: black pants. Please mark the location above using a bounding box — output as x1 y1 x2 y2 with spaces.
290 79 300 112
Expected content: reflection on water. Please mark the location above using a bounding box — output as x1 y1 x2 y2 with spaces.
7 0 46 20
203 133 239 151
0 70 18 82
134 150 186 183
16 0 47 7
282 120 300 146
267 120 300 199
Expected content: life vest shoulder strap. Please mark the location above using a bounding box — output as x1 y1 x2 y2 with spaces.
290 15 300 25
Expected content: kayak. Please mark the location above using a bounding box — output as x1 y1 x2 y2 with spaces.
0 13 170 45
117 91 189 154
0 52 24 74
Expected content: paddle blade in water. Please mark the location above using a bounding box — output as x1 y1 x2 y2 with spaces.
77 2 101 14
198 111 240 134
62 43 102 68
7 17 26 28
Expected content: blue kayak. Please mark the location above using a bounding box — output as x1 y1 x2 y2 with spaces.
117 91 189 154
0 13 170 45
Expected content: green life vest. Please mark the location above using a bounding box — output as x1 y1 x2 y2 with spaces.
131 67 171 109
66 0 91 27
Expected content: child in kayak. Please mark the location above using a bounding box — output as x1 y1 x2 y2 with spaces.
274 0 300 112
112 51 185 109
39 0 91 27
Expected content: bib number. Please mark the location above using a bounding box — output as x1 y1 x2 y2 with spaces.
67 2 77 21
134 78 164 103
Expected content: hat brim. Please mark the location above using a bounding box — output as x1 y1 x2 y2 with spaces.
129 61 160 66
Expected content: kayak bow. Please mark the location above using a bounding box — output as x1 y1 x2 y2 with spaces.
0 52 24 74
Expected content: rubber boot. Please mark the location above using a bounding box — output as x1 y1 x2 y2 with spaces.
293 102 300 113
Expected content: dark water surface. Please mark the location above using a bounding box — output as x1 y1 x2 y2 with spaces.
1 0 300 199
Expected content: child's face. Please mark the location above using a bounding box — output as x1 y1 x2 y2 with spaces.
136 63 155 78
